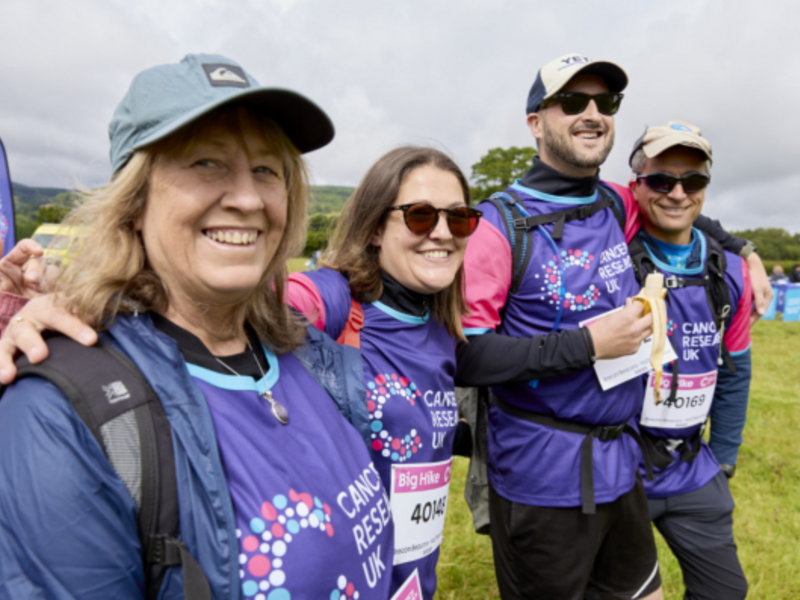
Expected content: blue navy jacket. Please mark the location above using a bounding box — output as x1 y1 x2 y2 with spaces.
0 312 368 599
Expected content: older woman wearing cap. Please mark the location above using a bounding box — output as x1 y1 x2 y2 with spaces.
0 54 393 600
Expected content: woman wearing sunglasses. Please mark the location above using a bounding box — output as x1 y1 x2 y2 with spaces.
287 145 480 599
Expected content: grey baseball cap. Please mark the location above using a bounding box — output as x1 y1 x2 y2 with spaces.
108 53 334 173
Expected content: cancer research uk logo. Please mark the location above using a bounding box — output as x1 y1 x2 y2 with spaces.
239 478 389 598
238 488 338 599
367 373 423 463
535 248 600 311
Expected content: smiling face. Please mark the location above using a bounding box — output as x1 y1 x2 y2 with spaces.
371 164 468 295
631 146 709 246
528 74 615 178
139 123 288 316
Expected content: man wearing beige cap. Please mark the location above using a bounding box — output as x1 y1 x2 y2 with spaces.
456 54 764 599
623 121 751 599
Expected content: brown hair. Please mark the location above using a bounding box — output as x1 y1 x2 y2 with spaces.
325 146 471 340
54 105 309 353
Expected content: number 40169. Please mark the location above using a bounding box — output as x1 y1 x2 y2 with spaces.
410 496 447 524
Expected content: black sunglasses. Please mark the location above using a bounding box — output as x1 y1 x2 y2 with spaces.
636 172 711 194
540 92 624 116
385 203 483 238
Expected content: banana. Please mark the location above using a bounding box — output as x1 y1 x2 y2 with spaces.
633 273 668 404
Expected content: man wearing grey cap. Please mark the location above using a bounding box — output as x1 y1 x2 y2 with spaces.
456 54 764 599
625 121 750 599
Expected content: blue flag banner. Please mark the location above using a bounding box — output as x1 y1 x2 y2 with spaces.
782 285 800 323
0 137 16 256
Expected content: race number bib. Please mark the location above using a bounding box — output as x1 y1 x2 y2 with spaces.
640 370 717 429
390 459 452 566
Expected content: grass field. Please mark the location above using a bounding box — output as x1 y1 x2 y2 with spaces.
437 320 800 599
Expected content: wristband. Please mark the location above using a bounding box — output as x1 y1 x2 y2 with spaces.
739 240 758 259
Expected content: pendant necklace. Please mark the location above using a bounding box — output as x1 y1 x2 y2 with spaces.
214 340 289 425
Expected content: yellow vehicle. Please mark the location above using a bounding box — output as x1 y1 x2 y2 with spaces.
31 223 86 267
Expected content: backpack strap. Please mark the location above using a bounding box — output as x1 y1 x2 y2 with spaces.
336 297 365 349
703 238 736 373
658 238 735 373
596 181 627 233
11 336 211 600
509 195 615 241
486 191 535 295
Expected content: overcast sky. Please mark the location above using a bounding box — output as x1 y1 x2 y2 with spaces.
1 0 797 231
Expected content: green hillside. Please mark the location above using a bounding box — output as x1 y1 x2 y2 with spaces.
309 185 352 214
9 182 353 242
11 183 78 239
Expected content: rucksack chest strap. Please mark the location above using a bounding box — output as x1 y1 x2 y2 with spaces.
490 394 655 515
511 195 614 240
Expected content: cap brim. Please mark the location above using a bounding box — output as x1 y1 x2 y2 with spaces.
543 60 628 103
573 61 628 93
135 87 335 154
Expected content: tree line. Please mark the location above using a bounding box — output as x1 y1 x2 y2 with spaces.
13 150 799 261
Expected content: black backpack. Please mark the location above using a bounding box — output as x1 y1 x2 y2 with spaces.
7 336 211 600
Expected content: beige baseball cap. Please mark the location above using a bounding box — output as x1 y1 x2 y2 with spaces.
526 53 628 113
629 120 713 166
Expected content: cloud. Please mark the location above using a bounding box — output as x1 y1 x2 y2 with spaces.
0 0 796 230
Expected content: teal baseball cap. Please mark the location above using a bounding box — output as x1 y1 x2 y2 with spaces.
108 53 334 173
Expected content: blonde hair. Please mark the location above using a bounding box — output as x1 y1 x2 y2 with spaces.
55 105 309 353
325 146 470 340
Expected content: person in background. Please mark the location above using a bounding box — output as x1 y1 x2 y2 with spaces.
627 120 751 599
0 54 394 599
769 264 789 283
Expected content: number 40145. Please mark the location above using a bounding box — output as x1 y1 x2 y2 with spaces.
410 496 447 524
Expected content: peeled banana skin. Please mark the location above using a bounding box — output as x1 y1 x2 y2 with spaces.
633 273 668 404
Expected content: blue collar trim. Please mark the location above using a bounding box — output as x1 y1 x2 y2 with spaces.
371 300 429 324
510 180 597 205
186 343 279 394
642 229 706 275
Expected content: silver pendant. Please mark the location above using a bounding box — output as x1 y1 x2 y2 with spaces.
262 390 289 425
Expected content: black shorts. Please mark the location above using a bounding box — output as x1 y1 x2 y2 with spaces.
489 477 661 600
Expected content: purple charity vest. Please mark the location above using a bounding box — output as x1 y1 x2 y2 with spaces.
637 234 745 498
483 182 645 508
186 349 394 600
302 268 458 600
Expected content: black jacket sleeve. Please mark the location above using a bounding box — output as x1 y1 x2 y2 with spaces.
455 328 593 387
694 214 746 255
